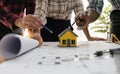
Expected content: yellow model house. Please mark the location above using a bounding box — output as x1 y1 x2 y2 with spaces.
58 28 78 47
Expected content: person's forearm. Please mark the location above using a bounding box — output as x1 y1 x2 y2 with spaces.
86 0 104 23
0 5 19 28
83 27 91 40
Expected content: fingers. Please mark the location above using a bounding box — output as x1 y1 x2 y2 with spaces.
27 28 43 46
88 37 106 41
15 14 44 31
15 14 43 46
75 12 89 29
23 21 39 30
0 55 5 64
31 33 43 46
22 14 42 29
14 17 23 28
16 14 43 30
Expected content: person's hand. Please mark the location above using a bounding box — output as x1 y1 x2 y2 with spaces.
28 28 43 46
87 37 106 41
0 55 5 64
15 14 43 30
31 33 43 46
75 12 90 30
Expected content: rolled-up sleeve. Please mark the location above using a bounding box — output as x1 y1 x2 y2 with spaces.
87 0 104 14
34 0 48 25
74 0 84 15
0 1 19 29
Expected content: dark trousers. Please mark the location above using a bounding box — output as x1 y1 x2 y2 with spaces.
110 10 120 40
41 17 73 41
0 23 12 39
0 23 21 40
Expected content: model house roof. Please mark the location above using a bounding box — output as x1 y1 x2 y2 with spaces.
58 28 78 37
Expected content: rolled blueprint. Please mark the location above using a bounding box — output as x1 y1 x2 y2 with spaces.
0 33 39 59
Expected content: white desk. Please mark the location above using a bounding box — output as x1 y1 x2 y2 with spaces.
0 41 120 74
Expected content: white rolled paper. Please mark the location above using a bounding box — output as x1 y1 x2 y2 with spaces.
0 33 39 59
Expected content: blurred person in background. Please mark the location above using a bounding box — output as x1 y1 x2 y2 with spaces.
77 0 120 40
34 0 105 41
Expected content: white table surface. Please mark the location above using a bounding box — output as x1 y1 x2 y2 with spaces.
0 41 120 74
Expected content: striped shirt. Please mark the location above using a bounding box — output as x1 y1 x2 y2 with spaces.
87 0 104 14
34 0 84 25
87 0 120 14
108 0 120 10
